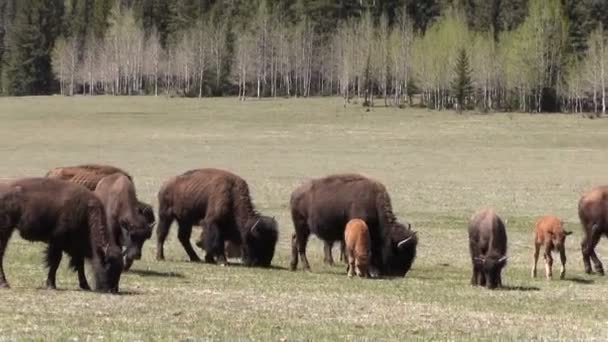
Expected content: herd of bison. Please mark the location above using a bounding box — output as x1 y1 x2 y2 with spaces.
0 164 606 293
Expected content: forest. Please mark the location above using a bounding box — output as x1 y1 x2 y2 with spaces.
0 0 608 113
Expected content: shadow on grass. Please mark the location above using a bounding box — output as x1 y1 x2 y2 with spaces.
565 276 594 285
33 287 142 295
128 269 185 278
500 285 540 292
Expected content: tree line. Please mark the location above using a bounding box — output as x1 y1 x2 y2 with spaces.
1 0 608 114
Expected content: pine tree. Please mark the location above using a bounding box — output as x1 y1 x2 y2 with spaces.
3 0 64 95
451 47 473 113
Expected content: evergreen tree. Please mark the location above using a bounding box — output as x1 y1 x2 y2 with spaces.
3 0 64 95
451 47 473 112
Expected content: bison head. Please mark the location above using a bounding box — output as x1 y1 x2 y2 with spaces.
120 209 154 271
95 244 123 293
243 216 278 267
474 254 507 289
383 222 418 277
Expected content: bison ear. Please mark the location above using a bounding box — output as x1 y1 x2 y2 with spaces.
564 230 573 236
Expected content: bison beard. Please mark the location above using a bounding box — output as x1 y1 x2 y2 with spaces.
156 168 278 267
0 178 123 293
289 174 417 277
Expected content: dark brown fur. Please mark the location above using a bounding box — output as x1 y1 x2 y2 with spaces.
156 168 278 267
468 208 508 289
578 185 608 275
95 174 151 271
45 164 155 229
532 215 571 280
289 174 417 277
0 178 123 292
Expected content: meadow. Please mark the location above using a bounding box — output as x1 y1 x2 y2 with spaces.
0 96 607 341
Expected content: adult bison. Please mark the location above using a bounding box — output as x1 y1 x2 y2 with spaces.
95 173 151 271
579 185 608 275
289 174 418 277
45 164 156 228
468 208 508 289
156 168 278 267
0 178 123 292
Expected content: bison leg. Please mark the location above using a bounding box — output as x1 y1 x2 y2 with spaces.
339 240 346 264
290 230 311 271
323 241 334 265
543 249 553 280
45 245 63 290
558 245 567 280
202 221 226 266
531 242 540 278
73 257 91 290
0 229 14 288
156 212 173 261
177 222 201 262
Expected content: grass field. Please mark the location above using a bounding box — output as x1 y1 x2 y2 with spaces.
0 96 607 341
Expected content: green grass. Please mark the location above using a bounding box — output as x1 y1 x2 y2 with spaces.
0 96 607 340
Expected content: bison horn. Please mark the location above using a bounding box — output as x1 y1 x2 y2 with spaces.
250 218 261 233
397 236 413 248
498 256 507 263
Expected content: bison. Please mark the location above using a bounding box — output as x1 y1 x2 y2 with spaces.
532 215 572 280
323 240 346 266
0 178 123 292
45 164 156 229
468 208 508 289
95 173 152 271
344 219 370 278
156 168 278 267
578 185 608 275
196 222 242 259
289 174 417 277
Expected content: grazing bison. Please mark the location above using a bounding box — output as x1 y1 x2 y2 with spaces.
344 219 370 277
468 208 508 289
289 174 417 277
578 185 608 275
156 168 278 267
45 164 156 229
0 178 123 292
95 173 152 271
532 215 572 280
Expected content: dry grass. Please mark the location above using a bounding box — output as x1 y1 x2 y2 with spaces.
0 96 607 340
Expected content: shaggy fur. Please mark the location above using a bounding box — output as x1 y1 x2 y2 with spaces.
95 174 152 271
532 215 572 280
156 168 278 267
578 185 608 275
468 208 508 289
289 174 417 277
344 219 370 277
0 178 122 292
45 164 155 230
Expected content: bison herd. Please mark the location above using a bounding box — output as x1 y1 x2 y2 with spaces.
0 164 606 293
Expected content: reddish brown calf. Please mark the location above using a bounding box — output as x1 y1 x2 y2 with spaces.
532 215 572 280
344 219 370 278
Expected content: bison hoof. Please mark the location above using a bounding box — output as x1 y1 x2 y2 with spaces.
0 282 9 289
46 284 57 290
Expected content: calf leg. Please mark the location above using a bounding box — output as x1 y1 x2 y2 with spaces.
323 241 334 266
531 242 540 278
543 249 553 280
558 245 567 280
45 245 63 290
347 252 355 278
155 212 173 261
177 222 200 262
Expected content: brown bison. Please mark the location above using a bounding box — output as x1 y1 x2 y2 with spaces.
579 185 608 275
468 208 508 289
45 164 156 229
156 168 278 267
344 219 370 277
289 174 417 277
532 215 572 280
95 173 151 271
0 178 123 292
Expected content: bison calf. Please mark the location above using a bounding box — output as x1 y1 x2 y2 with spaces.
532 215 572 280
468 208 508 289
344 219 370 277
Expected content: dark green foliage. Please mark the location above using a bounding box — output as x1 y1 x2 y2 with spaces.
451 48 473 112
3 0 63 95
